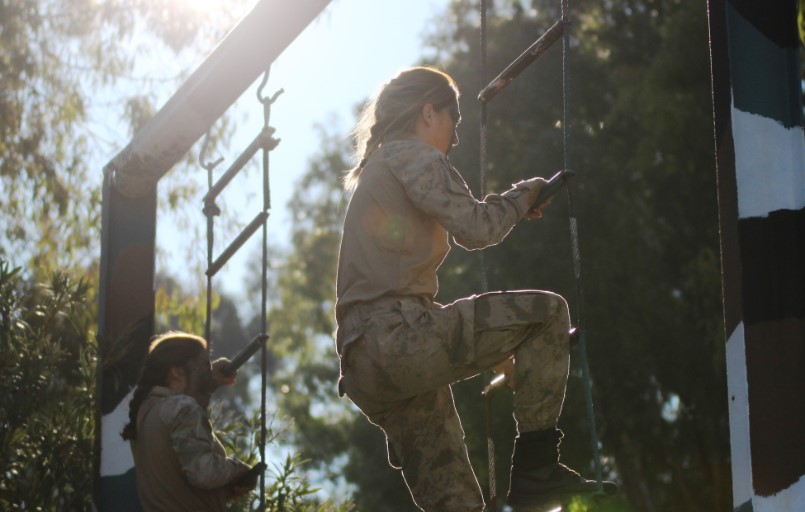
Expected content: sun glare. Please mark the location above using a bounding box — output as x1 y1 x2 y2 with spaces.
178 0 225 15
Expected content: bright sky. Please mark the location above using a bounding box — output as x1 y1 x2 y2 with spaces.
155 0 451 297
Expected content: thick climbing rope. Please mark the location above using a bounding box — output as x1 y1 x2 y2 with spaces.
478 0 606 503
256 67 282 508
478 0 497 508
200 132 224 346
479 0 490 295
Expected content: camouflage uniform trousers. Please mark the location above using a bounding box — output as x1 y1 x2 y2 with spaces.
339 290 571 512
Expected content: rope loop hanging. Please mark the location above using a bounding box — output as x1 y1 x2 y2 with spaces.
478 1 497 507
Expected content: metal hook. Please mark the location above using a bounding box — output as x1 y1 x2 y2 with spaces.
256 68 271 103
256 66 285 106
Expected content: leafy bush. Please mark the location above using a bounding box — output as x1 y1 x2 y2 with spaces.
210 388 354 511
0 260 96 510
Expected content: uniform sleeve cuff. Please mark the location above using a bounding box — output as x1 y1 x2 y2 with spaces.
504 180 536 218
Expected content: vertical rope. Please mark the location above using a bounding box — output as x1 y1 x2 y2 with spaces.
478 1 498 509
561 0 605 493
485 386 497 509
200 131 223 351
479 0 489 294
560 3 571 171
256 67 274 511
203 136 215 347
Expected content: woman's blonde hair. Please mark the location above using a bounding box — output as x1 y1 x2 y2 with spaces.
344 66 459 190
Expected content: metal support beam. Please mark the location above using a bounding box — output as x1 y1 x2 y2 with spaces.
96 173 157 510
105 0 331 198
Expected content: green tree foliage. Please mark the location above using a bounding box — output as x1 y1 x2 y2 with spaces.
268 1 729 511
207 401 354 512
0 0 242 277
0 260 96 509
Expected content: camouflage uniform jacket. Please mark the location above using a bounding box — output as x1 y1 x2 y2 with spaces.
131 386 248 511
335 137 536 354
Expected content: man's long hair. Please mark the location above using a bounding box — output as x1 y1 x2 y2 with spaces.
121 332 207 441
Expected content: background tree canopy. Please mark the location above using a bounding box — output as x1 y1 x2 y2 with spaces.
0 0 243 278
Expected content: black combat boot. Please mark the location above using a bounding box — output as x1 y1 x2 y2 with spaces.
507 428 616 509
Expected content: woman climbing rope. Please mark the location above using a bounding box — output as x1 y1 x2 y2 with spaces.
334 66 615 511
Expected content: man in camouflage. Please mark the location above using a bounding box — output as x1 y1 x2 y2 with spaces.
336 67 613 512
125 333 255 511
